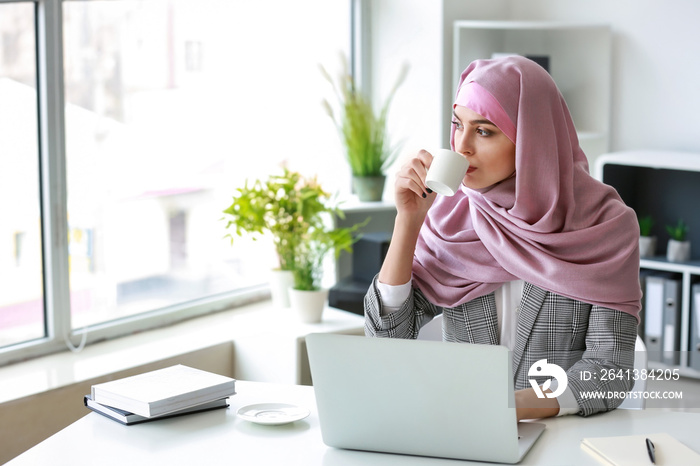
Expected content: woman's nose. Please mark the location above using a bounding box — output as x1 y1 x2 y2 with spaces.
454 130 474 156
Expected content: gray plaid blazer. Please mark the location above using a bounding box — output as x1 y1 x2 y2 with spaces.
364 278 639 417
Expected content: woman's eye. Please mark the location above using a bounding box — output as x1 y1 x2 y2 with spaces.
451 120 463 130
476 127 492 137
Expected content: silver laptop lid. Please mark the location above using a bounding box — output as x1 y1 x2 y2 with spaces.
306 333 528 463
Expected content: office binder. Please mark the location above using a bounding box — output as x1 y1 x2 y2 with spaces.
690 284 700 371
638 270 656 339
661 277 682 366
644 276 665 363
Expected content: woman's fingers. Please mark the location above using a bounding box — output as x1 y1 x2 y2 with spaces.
391 150 438 217
399 150 433 195
396 170 427 198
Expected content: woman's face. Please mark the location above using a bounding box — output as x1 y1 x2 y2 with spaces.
451 105 516 190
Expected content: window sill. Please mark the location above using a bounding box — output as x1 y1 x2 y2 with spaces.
0 301 365 405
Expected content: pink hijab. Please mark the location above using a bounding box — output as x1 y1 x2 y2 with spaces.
412 56 642 318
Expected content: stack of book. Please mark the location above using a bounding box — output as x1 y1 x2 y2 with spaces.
84 364 236 425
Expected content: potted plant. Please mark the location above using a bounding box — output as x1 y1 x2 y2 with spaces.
666 218 690 262
289 218 360 323
638 215 656 258
320 55 408 202
285 177 366 322
223 167 322 308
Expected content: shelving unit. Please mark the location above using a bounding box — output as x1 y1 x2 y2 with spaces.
451 20 611 166
597 151 700 378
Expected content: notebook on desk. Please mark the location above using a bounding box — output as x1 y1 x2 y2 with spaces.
305 333 545 464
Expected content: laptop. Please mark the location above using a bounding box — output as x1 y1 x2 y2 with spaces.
305 333 545 464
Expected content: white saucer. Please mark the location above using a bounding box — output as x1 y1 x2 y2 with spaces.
237 403 310 425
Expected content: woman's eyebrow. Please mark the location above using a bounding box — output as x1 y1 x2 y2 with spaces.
469 118 496 126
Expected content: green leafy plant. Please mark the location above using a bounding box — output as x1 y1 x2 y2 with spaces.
666 218 689 242
292 221 360 292
223 167 329 272
223 167 366 291
638 215 654 237
320 55 408 177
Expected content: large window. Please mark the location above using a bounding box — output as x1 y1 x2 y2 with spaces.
0 3 44 348
0 0 352 363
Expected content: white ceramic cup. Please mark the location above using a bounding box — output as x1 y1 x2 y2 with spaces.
425 149 470 196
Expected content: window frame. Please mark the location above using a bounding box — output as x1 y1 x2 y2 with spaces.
0 0 360 366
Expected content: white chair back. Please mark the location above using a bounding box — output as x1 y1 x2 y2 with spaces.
417 314 443 341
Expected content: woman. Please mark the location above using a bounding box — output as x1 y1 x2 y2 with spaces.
364 56 642 420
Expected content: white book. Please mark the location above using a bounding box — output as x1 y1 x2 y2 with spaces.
91 365 236 418
581 432 700 465
84 394 229 425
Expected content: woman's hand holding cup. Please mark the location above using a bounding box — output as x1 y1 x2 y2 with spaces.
393 150 437 220
394 149 469 220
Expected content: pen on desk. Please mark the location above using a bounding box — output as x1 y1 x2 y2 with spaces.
646 438 656 464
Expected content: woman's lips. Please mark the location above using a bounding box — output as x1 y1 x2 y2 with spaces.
467 166 477 174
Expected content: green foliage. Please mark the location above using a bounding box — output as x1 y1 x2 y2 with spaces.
292 220 363 292
666 218 689 242
223 167 367 291
638 215 654 237
223 167 329 271
320 55 408 177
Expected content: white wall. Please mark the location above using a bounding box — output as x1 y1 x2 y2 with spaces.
509 0 700 153
370 0 700 165
368 0 442 176
369 0 508 194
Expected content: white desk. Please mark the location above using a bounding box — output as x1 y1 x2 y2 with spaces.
7 381 700 466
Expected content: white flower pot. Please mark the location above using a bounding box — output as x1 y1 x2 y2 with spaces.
270 269 295 308
639 236 657 258
666 239 691 263
288 288 329 323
